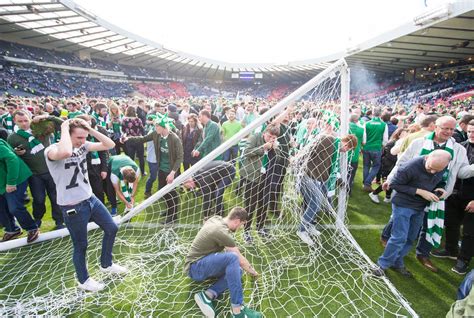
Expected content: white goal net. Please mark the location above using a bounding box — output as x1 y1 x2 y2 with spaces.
0 59 417 317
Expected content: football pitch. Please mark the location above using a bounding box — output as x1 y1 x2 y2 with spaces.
0 161 461 317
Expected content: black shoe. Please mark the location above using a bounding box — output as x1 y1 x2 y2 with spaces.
257 228 270 239
452 259 469 275
27 229 40 243
431 249 457 260
1 230 22 242
393 267 413 278
144 192 151 200
371 266 385 277
243 232 253 244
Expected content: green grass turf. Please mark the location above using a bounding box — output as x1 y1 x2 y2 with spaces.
1 158 464 317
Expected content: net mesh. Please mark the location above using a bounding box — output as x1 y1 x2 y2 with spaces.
0 61 416 317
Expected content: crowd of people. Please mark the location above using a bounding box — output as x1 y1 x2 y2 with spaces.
1 88 474 317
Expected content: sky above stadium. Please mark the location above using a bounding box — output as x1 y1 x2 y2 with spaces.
74 0 451 64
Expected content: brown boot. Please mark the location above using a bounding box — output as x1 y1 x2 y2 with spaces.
363 185 373 192
27 229 40 243
416 255 438 272
1 230 22 242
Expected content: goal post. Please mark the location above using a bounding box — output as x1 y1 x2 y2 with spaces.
0 58 419 317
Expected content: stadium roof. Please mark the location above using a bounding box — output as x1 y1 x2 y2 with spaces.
0 0 473 80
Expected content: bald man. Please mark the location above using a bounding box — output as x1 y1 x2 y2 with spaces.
381 116 474 271
373 150 452 277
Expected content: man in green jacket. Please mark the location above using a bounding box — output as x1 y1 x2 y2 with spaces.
0 139 39 243
362 107 388 192
126 114 183 223
192 110 222 161
106 154 140 214
8 110 64 229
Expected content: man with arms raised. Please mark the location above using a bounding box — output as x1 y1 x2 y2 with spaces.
45 118 127 292
186 207 261 318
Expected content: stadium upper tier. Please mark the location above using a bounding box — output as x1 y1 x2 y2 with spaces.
0 0 473 81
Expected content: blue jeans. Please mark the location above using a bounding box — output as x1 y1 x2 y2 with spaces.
362 150 382 187
381 212 432 257
223 145 239 162
299 175 326 232
378 204 424 269
145 161 158 194
60 195 118 284
0 180 37 233
458 269 474 300
29 172 63 227
189 252 243 307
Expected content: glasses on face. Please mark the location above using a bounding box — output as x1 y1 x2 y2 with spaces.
438 126 455 132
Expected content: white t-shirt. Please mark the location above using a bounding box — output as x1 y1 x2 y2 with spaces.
44 142 92 206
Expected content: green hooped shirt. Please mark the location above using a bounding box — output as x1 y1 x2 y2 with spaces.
348 122 364 163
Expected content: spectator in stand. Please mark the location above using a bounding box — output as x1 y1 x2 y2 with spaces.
372 150 452 278
182 114 202 170
369 127 408 204
432 120 474 275
348 114 364 194
193 110 222 161
122 106 146 175
362 107 388 192
0 138 39 243
453 114 474 143
221 109 242 162
8 111 64 229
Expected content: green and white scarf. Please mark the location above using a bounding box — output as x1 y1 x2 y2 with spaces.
2 113 14 133
93 111 108 128
327 137 341 197
260 150 269 174
119 169 133 203
15 127 44 154
420 132 454 248
89 136 100 165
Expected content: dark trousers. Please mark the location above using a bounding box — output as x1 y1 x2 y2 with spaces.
105 166 118 209
200 175 233 219
124 141 145 174
158 170 179 223
29 172 63 227
445 194 474 262
89 165 114 207
0 180 37 233
243 177 276 232
348 161 358 194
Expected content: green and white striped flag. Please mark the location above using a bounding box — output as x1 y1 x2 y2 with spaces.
419 132 454 248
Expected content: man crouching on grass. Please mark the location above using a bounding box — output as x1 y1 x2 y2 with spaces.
185 207 262 318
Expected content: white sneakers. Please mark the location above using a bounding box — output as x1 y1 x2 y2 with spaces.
78 263 128 292
297 230 315 246
305 225 321 237
78 277 105 292
368 193 380 204
100 263 129 275
383 197 392 203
